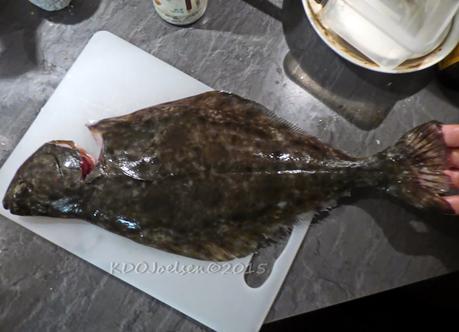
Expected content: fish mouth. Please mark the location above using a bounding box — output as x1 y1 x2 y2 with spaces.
52 140 96 179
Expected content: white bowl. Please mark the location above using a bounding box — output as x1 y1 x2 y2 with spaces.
302 0 459 74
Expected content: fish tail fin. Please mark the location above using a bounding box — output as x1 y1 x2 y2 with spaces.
377 121 453 213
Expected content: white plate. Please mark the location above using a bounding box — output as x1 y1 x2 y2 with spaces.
303 0 459 73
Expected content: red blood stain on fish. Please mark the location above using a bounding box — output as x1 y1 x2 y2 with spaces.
79 150 95 178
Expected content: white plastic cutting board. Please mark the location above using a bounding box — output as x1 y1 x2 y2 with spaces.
0 31 311 332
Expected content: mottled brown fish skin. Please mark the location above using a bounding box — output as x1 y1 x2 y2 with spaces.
2 92 453 261
3 141 85 218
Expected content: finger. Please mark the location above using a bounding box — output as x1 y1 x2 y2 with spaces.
442 125 459 147
444 196 459 214
448 149 459 168
444 170 459 188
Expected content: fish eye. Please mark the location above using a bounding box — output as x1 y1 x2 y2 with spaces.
14 180 32 195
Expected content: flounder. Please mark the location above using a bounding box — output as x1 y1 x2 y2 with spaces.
3 91 455 260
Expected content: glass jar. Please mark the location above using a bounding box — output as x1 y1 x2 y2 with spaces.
28 0 72 11
153 0 208 26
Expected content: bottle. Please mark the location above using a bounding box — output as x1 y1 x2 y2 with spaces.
438 44 459 89
28 0 71 11
153 0 208 26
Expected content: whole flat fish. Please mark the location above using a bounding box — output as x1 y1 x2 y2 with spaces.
2 91 453 261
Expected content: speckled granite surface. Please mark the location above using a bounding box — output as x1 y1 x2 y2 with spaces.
1 0 459 330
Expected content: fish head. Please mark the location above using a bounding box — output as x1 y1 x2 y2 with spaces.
2 141 93 216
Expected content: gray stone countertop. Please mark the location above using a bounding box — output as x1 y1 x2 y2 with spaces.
1 0 459 331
